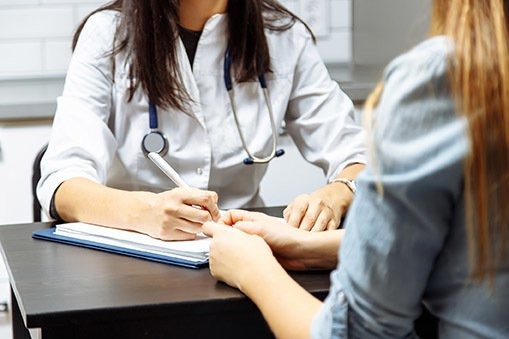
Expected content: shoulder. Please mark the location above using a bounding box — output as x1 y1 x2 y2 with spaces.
75 10 121 51
373 36 467 172
377 36 455 134
264 19 316 72
264 18 313 47
84 10 120 29
383 36 452 93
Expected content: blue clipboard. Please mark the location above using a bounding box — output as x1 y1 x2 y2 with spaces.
32 227 208 269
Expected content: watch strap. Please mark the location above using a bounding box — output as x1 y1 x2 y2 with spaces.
331 178 357 195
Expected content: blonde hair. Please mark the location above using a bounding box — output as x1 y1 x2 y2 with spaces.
363 83 384 197
365 0 509 281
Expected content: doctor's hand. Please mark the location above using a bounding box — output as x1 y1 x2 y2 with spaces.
203 221 281 291
137 187 220 241
284 182 353 232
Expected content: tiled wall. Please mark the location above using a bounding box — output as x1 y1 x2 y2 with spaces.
280 0 352 64
0 0 351 78
0 1 105 77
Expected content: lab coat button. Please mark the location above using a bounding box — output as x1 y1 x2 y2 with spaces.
196 168 203 175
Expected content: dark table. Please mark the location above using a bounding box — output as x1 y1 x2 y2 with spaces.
0 206 331 339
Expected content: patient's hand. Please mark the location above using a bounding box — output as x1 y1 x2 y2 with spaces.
214 210 314 270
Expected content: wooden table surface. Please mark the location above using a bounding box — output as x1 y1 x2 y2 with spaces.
0 207 331 338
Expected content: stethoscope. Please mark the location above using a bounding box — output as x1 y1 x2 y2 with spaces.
141 48 285 165
141 103 169 157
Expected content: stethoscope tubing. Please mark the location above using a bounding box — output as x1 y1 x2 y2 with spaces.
143 47 284 165
223 47 284 164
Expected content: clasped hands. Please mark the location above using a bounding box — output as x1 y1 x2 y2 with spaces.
202 209 342 291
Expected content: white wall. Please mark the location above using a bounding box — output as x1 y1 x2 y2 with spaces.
353 0 430 65
280 0 352 64
259 134 325 207
0 0 351 79
0 0 106 77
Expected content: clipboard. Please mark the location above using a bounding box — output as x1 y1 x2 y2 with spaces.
33 227 209 269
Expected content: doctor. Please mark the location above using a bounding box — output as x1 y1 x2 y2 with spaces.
38 0 366 240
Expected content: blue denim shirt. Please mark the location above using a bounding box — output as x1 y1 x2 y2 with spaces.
312 37 509 338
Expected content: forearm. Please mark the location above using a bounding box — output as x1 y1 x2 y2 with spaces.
241 262 322 339
334 163 365 180
296 230 343 269
55 177 152 230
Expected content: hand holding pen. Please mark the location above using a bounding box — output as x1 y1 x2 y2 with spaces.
147 152 221 240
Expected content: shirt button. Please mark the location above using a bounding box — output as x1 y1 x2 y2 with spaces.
196 168 203 175
337 291 346 304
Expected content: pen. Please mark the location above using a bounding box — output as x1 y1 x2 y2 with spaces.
148 152 224 217
148 152 190 189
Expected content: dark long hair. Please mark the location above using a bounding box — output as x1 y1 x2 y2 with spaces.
72 0 314 112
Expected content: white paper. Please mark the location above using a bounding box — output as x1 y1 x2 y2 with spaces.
55 222 210 262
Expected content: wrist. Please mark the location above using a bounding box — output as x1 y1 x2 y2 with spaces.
299 231 340 269
330 178 357 195
126 191 156 230
240 256 287 297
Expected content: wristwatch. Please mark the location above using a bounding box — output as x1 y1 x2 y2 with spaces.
331 178 357 195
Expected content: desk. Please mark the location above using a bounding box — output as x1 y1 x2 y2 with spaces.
0 207 331 339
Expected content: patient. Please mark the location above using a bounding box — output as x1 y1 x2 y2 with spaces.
202 0 509 338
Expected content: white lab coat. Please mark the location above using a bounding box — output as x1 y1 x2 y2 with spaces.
38 11 366 214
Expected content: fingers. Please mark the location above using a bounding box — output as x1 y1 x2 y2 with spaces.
309 211 330 232
326 218 340 231
285 192 346 232
232 221 265 236
153 227 198 241
174 219 203 235
284 194 310 228
162 188 221 223
176 204 217 225
166 228 198 241
177 188 221 221
285 194 329 231
220 209 270 225
202 221 229 237
299 202 322 231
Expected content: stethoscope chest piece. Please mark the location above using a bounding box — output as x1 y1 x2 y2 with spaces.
142 130 168 156
142 103 169 157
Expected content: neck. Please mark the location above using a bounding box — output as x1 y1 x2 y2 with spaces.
179 0 228 31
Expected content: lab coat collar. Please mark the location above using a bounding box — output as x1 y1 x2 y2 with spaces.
201 13 228 39
174 13 228 127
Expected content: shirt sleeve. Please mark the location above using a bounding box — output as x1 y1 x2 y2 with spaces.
36 11 119 216
284 32 366 180
312 37 468 338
